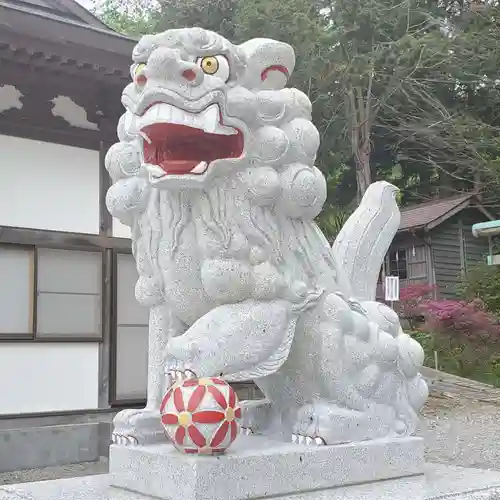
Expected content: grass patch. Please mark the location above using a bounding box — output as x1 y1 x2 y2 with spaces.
409 330 500 388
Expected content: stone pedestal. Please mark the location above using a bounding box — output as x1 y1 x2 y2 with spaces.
109 435 424 500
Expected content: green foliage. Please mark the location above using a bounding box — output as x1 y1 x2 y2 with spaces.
93 0 159 36
457 263 500 317
156 0 242 40
410 329 500 387
316 207 352 243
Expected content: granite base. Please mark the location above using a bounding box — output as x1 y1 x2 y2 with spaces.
1 464 500 499
109 435 425 500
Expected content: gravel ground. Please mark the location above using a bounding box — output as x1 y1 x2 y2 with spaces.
420 397 500 470
0 459 108 486
419 368 500 471
1 369 500 486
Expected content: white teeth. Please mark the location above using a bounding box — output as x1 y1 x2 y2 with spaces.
171 106 185 123
200 105 218 133
136 103 237 136
190 162 208 174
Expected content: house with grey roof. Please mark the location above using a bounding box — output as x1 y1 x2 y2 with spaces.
377 194 496 299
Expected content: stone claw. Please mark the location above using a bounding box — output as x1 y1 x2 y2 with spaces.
166 369 198 388
111 432 139 446
291 434 325 446
111 408 166 446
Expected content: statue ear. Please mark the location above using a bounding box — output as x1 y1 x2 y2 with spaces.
238 38 295 91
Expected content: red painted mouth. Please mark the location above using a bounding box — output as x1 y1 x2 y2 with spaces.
142 123 244 176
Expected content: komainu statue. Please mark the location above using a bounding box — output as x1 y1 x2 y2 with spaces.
106 28 428 447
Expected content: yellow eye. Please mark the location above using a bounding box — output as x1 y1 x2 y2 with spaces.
197 55 230 82
132 63 147 85
134 63 146 76
200 56 219 75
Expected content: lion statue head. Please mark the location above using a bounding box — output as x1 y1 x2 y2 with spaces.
107 27 327 214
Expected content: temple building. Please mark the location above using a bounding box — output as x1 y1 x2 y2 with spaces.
0 0 146 472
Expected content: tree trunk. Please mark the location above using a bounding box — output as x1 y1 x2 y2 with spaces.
347 84 374 202
355 139 371 201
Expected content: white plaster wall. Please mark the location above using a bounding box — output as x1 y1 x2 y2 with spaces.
113 217 132 238
0 135 100 234
0 343 99 414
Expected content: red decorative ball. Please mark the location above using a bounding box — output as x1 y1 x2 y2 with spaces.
160 377 241 455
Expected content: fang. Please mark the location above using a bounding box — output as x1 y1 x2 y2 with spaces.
190 162 208 174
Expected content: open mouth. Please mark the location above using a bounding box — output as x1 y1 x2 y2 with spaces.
138 102 244 177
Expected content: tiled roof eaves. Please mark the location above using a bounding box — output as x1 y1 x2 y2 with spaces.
0 0 137 42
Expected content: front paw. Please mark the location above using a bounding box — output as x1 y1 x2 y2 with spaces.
164 340 205 378
112 408 166 446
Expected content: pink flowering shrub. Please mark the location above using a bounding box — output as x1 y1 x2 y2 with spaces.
421 298 500 342
399 284 437 328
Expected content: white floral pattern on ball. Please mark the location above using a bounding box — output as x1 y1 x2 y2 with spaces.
160 378 241 455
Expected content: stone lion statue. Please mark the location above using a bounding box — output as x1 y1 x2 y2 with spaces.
105 27 428 447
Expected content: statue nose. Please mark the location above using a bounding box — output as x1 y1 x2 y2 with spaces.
181 67 202 85
182 69 196 81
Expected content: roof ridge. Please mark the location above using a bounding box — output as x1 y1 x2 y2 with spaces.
398 193 479 231
400 193 473 212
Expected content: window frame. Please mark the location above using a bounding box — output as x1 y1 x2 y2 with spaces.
109 248 148 407
388 248 408 280
0 242 105 343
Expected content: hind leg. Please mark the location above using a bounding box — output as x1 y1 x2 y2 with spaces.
290 293 400 445
293 400 402 446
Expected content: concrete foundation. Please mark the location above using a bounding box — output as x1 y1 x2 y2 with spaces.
0 410 118 473
1 464 500 499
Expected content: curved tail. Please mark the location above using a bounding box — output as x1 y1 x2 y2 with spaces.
332 181 400 301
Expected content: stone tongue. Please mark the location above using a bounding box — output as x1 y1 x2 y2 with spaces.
159 160 200 175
